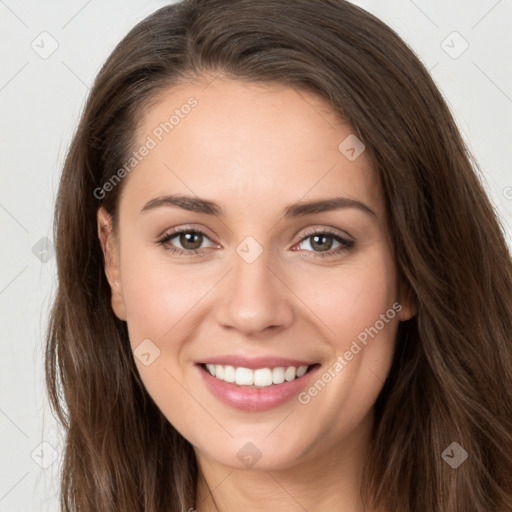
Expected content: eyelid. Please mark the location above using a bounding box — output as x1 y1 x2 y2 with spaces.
295 225 354 243
157 226 220 252
291 226 354 258
157 223 219 241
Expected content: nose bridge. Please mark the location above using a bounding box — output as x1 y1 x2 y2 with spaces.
214 240 294 335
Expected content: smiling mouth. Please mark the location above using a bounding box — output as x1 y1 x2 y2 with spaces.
199 363 320 388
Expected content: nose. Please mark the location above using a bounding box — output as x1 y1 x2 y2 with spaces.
214 249 294 337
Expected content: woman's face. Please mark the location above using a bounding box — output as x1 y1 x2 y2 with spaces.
98 76 414 472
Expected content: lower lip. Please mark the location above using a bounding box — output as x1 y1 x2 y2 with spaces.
196 363 321 412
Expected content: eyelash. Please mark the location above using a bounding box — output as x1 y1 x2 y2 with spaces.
156 227 355 259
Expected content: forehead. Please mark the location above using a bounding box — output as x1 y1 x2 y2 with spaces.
120 77 382 219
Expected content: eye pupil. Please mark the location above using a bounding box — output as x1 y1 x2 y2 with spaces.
311 234 333 252
180 231 202 250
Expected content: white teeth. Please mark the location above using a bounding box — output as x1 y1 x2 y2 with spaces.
284 366 296 381
215 365 224 380
272 367 285 384
204 364 310 387
296 365 307 377
223 365 236 383
253 368 273 387
235 367 253 385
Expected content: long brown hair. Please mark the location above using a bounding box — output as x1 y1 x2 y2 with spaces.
45 1 512 510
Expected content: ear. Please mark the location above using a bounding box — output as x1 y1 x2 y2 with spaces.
397 277 417 322
97 207 127 321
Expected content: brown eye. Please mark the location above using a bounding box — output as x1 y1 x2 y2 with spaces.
157 228 216 255
178 231 204 250
308 234 335 252
295 229 355 258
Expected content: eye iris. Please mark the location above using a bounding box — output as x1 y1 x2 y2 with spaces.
180 231 202 250
310 234 333 252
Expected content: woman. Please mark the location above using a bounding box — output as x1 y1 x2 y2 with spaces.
45 0 512 511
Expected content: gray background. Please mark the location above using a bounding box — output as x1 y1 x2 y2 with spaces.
1 1 511 510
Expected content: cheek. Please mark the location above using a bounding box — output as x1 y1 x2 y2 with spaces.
291 246 399 412
118 249 214 413
292 247 398 346
119 243 214 347
286 251 399 445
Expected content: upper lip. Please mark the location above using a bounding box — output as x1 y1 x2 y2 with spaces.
198 355 317 370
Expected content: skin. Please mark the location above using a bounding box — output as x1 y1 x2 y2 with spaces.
98 76 415 512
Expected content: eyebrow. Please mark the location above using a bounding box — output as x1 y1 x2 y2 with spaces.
140 194 376 218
